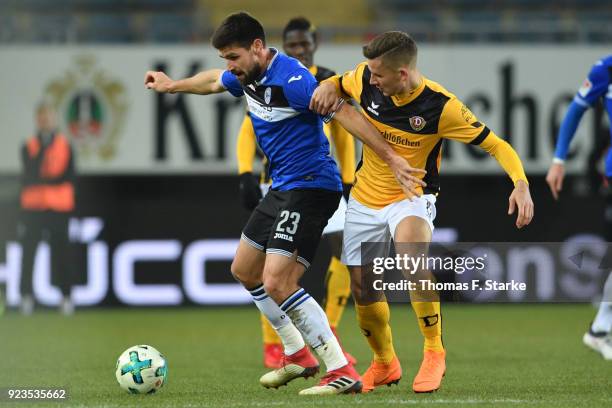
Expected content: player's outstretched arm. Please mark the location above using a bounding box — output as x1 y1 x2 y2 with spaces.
548 59 608 200
545 101 588 200
439 98 533 228
332 101 427 200
144 69 226 95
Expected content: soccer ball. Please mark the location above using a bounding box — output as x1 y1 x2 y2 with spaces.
115 345 168 394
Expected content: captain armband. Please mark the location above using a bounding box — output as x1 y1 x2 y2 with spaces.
322 97 346 124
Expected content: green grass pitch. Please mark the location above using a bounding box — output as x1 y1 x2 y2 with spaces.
1 304 611 407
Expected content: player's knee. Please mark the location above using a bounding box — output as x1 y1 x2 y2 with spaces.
262 282 282 303
262 270 295 302
230 260 255 288
395 217 431 243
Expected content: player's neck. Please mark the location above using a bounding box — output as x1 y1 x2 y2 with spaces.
406 70 422 94
261 47 275 71
395 71 423 98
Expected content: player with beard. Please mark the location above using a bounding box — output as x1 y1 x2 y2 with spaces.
235 17 356 369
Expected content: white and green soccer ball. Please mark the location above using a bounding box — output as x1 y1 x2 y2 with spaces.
115 345 168 394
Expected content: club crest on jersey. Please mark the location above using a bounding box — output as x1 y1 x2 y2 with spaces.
264 87 272 104
409 115 426 131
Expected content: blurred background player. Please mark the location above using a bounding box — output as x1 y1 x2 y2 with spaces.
312 31 533 393
18 102 77 315
236 16 356 369
546 55 612 360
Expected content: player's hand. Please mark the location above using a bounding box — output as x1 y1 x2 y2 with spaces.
508 180 534 229
239 172 263 211
545 162 565 200
389 155 427 201
310 81 341 116
144 71 174 93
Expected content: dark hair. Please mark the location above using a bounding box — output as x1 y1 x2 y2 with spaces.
362 31 417 67
282 17 316 41
211 12 266 49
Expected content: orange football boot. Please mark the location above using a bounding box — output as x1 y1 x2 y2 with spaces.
412 350 446 393
361 356 402 393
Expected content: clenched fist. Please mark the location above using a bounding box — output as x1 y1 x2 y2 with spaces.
144 71 174 93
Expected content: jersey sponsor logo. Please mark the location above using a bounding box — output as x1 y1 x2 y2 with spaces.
381 131 420 147
409 115 427 131
288 75 302 83
264 87 272 104
245 94 299 122
578 78 592 98
367 101 380 116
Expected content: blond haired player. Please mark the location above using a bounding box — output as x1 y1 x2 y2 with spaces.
311 31 534 393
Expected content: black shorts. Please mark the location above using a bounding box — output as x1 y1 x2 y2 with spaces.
242 188 341 268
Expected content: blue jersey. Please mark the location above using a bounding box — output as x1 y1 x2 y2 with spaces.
573 55 612 110
220 49 342 192
554 55 612 176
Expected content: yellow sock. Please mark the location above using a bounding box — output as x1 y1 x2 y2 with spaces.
260 313 281 345
411 301 444 352
323 256 351 328
356 301 396 363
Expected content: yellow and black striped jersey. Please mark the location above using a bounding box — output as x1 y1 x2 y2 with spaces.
311 65 336 83
327 62 528 209
237 65 356 185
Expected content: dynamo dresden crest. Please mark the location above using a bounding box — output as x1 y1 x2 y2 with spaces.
409 115 426 131
43 55 128 161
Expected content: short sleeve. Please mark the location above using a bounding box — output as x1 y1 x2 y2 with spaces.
574 60 610 107
220 70 244 97
283 68 319 112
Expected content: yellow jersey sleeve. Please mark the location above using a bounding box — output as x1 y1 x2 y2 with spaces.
236 114 256 174
329 119 356 184
323 62 367 103
439 98 528 186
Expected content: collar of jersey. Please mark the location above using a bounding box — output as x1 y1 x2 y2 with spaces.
253 47 280 86
390 75 426 107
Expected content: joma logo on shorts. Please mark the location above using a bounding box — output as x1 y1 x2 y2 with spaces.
274 232 294 242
